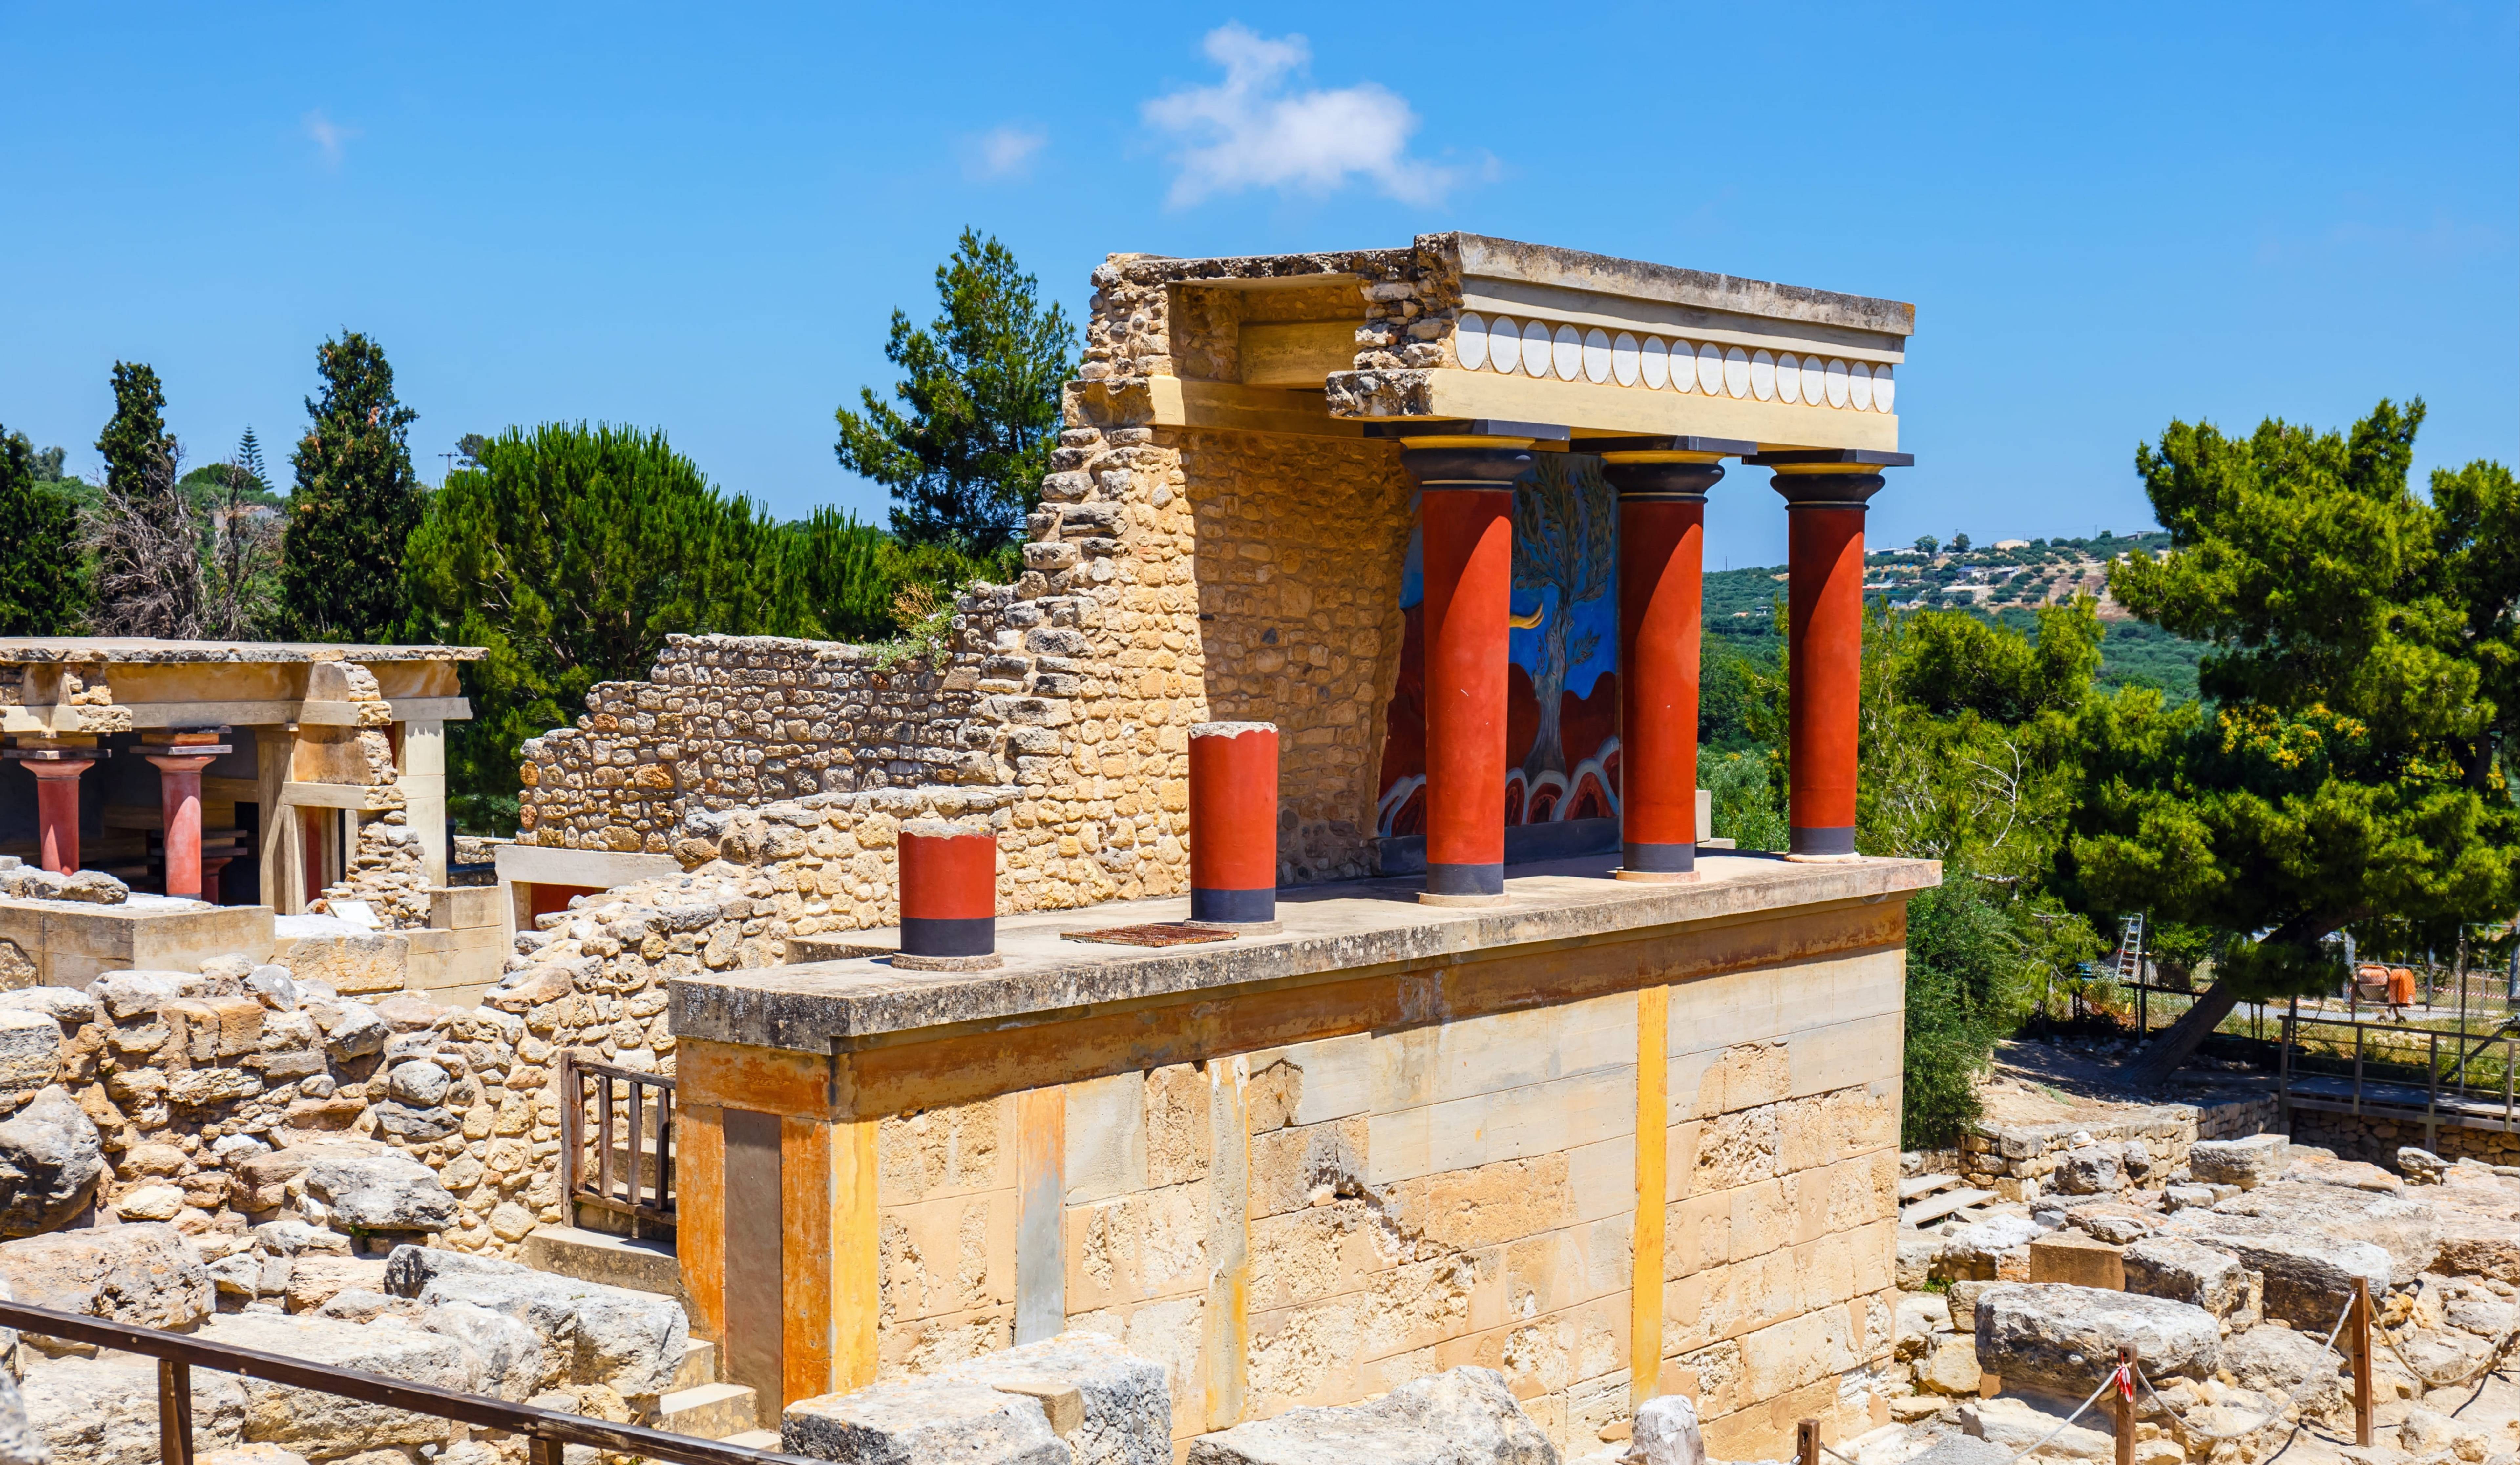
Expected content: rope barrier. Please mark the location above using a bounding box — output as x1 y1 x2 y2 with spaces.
2132 1293 2357 1444
2372 1299 2520 1390
1818 1369 2120 1465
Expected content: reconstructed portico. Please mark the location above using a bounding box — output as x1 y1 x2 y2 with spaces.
598 234 1934 1456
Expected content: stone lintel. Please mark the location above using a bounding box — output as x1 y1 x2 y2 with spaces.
670 850 1940 1053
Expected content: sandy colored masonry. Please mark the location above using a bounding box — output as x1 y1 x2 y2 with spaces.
668 851 1934 1459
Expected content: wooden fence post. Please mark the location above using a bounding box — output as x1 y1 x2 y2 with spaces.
1797 1418 1820 1465
2350 1276 2374 1446
2113 1345 2135 1465
158 1357 193 1465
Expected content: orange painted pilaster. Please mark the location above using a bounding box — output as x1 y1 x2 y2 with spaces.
680 1102 727 1343
831 1115 880 1393
780 1116 835 1404
1632 984 1670 1408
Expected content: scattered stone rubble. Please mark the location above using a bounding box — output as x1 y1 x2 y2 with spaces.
0 862 128 908
0 1222 696 1465
1877 1132 2520 1465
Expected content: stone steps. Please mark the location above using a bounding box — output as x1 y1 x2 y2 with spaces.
657 1381 758 1440
724 1430 782 1450
671 1338 718 1393
1899 1172 1960 1202
521 1224 682 1299
1900 1186 1999 1227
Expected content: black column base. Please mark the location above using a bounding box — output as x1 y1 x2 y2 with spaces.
1787 826 1858 858
1425 861 1504 897
1191 886 1276 924
901 915 997 958
1621 841 1697 874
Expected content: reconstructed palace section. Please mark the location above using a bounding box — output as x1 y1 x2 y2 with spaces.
511 231 1915 923
667 853 1933 1459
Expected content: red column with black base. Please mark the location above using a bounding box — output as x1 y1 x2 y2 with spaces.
1604 458 1723 878
1189 721 1279 927
897 821 1000 970
1750 451 1906 860
1405 445 1533 902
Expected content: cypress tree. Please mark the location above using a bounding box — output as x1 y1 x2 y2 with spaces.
89 361 203 638
0 427 85 635
283 331 421 641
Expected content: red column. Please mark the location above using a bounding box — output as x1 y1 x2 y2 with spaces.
896 820 999 969
23 760 92 874
145 751 224 898
1188 721 1279 927
1751 454 1902 859
1604 458 1723 879
1405 446 1532 903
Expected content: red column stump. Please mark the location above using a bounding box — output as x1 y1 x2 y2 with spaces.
144 733 231 899
5 749 103 875
896 821 1000 971
1188 721 1279 929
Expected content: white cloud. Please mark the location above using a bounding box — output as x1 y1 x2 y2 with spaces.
303 110 358 168
965 124 1047 182
1143 24 1453 207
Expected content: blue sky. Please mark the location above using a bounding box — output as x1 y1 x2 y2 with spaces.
3 2 2512 571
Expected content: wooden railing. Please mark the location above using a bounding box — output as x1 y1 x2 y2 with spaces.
0 1297 813 1465
559 1052 676 1236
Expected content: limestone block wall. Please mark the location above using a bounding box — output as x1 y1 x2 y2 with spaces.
2283 1108 2520 1168
834 937 1905 1459
1955 1095 2283 1202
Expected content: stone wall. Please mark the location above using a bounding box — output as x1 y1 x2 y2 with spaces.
2282 1107 2520 1169
513 239 1494 908
1175 427 1415 884
1956 1095 2282 1202
320 808 431 929
801 940 1906 1460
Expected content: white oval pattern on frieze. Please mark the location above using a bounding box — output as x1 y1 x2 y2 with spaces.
1439 312 1895 411
1455 312 1489 372
1520 320 1551 378
1639 336 1669 390
1848 362 1874 412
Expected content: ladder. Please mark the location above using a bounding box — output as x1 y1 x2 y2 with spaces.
2114 912 2146 983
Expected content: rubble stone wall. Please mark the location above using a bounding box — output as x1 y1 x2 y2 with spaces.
2282 1108 2520 1169
1958 1095 2282 1202
514 240 1484 906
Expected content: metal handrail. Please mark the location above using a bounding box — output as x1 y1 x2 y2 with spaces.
0 1297 815 1465
560 1051 677 1235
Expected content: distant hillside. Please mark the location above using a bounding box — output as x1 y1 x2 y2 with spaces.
1702 530 2204 702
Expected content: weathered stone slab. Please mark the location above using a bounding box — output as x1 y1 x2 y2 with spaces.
20 1353 248 1465
1183 1367 1554 1464
2120 1237 2247 1318
782 1377 1067 1464
1973 1284 2216 1404
299 1144 455 1232
1936 1214 2041 1281
1960 1396 2112 1459
2027 1235 2123 1290
2187 1136 2286 1189
0 1372 39 1465
0 1087 102 1236
200 1312 482 1457
939 1332 1169 1465
383 1246 688 1397
2218 1323 2347 1427
0 1222 210 1329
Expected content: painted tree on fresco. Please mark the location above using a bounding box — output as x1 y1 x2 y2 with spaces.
1514 454 1615 783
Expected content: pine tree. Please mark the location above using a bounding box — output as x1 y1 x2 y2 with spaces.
88 361 204 638
202 427 281 638
283 331 421 641
835 229 1075 557
0 427 86 634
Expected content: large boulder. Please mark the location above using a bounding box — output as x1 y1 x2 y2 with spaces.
0 1372 42 1465
2218 1323 2348 1428
783 1378 1067 1465
0 1012 58 1110
2053 1146 2122 1196
1183 1367 1554 1465
939 1333 1169 1465
2120 1237 2249 1318
0 1089 102 1236
2160 1181 2436 1325
20 1354 247 1465
0 1223 210 1330
298 1144 454 1232
1629 1393 1703 1465
382 1246 687 1397
419 1300 559 1402
198 1312 479 1460
1973 1284 2217 1404
2187 1136 2287 1189
1936 1214 2042 1282
1959 1397 2112 1461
